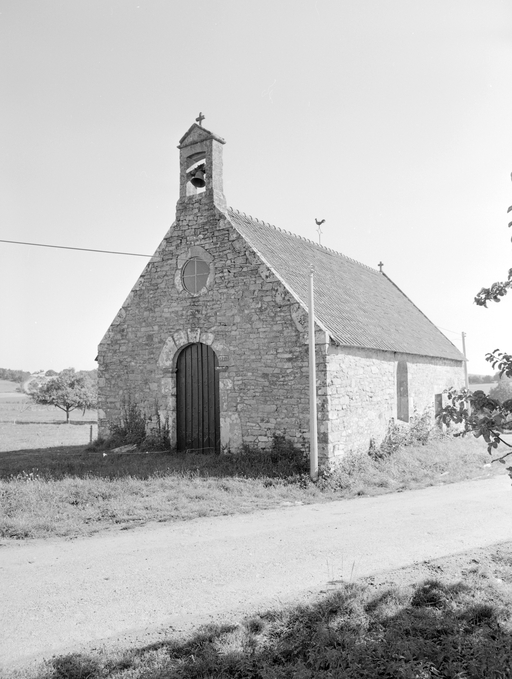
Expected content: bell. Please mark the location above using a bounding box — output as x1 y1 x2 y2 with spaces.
190 167 206 188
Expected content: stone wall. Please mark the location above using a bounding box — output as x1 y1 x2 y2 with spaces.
98 192 320 452
324 345 464 459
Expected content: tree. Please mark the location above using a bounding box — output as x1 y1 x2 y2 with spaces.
0 368 31 383
468 374 494 384
439 179 512 479
489 378 512 404
31 368 97 423
23 373 50 394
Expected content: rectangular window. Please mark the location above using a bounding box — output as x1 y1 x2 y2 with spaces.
397 361 409 422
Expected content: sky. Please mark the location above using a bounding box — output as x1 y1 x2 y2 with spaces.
1 0 511 375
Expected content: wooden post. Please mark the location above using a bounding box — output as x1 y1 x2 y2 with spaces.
308 265 318 482
90 425 93 443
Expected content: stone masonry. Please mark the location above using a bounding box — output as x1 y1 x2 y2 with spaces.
324 346 463 458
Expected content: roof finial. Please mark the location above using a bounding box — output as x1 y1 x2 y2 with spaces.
378 261 384 273
315 218 325 245
196 112 205 127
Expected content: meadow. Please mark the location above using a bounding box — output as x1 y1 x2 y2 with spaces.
0 379 98 453
468 381 496 395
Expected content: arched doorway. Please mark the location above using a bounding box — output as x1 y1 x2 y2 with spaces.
176 343 220 453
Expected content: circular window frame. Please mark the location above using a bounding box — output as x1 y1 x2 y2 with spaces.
175 245 214 296
182 256 210 294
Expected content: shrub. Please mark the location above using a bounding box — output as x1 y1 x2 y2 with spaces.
99 400 171 451
234 435 309 478
108 402 147 447
489 377 512 403
372 408 437 459
50 653 102 679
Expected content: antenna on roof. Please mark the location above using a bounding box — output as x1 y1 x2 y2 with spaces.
315 218 325 245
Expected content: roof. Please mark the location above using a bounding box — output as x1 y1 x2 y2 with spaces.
178 123 226 148
227 208 463 361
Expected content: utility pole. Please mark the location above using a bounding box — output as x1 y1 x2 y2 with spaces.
308 264 318 481
461 332 469 390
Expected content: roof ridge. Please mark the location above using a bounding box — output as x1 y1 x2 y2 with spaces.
227 206 378 273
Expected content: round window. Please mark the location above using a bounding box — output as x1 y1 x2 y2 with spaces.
182 256 210 294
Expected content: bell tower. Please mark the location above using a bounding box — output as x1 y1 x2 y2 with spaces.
177 114 226 209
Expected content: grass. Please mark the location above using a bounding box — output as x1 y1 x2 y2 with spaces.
0 391 507 541
0 382 98 453
0 379 24 393
12 541 512 679
0 433 506 541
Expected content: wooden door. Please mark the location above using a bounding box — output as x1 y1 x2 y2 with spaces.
176 343 220 453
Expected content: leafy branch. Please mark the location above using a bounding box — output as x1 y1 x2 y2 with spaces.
439 388 512 478
485 349 512 379
440 181 512 482
474 268 512 307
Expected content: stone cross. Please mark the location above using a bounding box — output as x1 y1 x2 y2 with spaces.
378 261 384 272
196 112 205 126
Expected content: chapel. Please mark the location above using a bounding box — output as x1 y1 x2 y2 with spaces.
97 119 465 460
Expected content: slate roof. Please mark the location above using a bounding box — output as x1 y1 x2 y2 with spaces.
227 208 463 361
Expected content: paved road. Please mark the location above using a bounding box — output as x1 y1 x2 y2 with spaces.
1 475 511 669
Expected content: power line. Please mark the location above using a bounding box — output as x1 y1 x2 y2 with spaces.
436 324 462 337
0 239 152 258
0 240 471 344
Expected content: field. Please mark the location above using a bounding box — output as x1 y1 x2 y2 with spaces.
0 380 98 453
468 381 496 395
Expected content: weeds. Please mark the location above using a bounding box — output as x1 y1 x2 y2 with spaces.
318 409 475 494
93 400 171 451
0 410 505 542
106 402 148 447
373 408 436 459
0 434 503 541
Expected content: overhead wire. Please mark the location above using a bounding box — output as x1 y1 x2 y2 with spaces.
0 238 469 342
0 239 152 258
436 325 462 337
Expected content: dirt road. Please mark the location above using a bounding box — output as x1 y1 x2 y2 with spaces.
1 475 511 670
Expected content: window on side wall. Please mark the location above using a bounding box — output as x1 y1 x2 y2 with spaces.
397 361 409 422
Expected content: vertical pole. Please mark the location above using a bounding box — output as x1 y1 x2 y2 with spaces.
461 332 469 390
309 265 318 482
90 425 93 443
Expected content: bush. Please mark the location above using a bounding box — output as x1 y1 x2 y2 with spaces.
99 401 171 451
50 653 102 679
233 435 309 479
373 408 437 459
489 378 512 403
108 402 148 447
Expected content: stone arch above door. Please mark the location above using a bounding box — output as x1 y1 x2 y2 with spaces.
158 328 217 372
